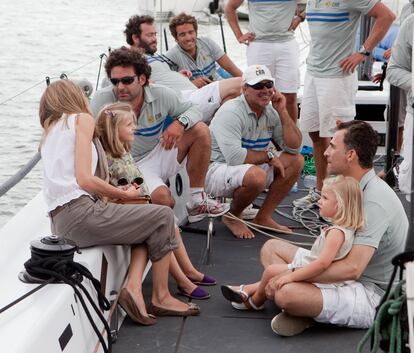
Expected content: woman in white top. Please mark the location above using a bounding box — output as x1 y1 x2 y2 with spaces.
39 79 199 326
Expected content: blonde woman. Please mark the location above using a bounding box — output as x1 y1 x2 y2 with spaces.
221 175 364 311
39 80 199 326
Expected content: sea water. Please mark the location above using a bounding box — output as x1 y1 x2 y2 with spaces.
0 0 250 227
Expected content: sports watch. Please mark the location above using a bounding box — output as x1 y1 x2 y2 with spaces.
358 45 370 57
176 116 189 130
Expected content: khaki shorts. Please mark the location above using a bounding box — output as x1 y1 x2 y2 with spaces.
50 195 178 262
300 72 357 137
291 248 381 328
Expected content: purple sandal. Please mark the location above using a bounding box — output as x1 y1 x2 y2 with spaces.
187 274 217 286
177 286 210 300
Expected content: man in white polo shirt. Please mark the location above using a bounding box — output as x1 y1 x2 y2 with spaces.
206 65 303 239
294 0 395 208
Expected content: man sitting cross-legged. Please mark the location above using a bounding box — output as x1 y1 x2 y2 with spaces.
206 65 303 239
222 121 408 336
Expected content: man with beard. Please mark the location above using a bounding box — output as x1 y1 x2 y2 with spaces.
92 47 229 220
122 15 242 123
205 65 303 239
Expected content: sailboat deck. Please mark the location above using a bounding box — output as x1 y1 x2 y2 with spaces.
112 170 407 353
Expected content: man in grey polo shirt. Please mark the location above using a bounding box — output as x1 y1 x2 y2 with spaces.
91 47 229 221
387 14 413 197
165 13 242 88
294 0 395 208
123 14 242 123
206 65 303 239
225 0 306 122
262 121 407 336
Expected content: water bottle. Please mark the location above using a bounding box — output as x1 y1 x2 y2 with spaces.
290 181 298 193
303 175 317 189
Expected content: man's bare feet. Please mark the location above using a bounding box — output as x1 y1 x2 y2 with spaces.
222 215 255 239
253 216 292 233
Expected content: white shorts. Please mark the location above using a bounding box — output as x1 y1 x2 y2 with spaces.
246 39 300 94
291 248 381 328
205 161 277 198
300 72 358 137
182 81 221 123
137 144 186 193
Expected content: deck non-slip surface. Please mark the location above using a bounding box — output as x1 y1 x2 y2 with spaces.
112 179 399 353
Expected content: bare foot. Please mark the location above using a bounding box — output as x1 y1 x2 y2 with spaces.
253 216 292 233
176 279 197 294
222 215 255 239
152 294 192 312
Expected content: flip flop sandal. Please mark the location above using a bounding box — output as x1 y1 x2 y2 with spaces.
231 297 265 311
221 284 249 304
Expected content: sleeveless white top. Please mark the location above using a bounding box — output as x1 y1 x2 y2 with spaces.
293 225 355 268
41 114 97 212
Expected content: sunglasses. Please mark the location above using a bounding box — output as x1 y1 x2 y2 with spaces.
117 177 144 186
247 81 274 90
110 75 137 86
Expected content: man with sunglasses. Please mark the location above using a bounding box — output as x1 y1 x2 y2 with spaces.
91 47 229 221
206 65 303 239
123 15 242 123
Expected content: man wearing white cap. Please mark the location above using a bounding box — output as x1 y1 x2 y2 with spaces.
206 65 303 239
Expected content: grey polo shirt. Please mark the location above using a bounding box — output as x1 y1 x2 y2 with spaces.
89 84 202 162
247 0 296 42
306 0 377 77
399 1 414 24
165 37 225 81
354 169 408 296
209 94 298 166
387 14 413 115
146 54 196 90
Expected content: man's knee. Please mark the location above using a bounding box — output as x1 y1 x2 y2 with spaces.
273 285 296 310
244 166 267 191
186 122 211 145
220 77 242 99
151 187 175 208
284 153 304 175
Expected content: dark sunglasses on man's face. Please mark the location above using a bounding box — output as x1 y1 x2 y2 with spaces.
110 75 137 86
117 177 144 186
248 81 274 90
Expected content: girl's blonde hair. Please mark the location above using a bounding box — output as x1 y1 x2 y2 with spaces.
323 175 364 230
95 102 137 158
39 79 92 132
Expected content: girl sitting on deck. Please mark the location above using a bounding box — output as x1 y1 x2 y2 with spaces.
221 175 364 314
40 79 200 327
95 102 216 301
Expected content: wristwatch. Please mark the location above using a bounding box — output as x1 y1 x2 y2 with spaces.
267 150 275 163
358 45 371 57
176 116 189 130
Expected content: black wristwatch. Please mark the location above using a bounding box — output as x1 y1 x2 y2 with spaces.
358 45 370 57
176 116 189 130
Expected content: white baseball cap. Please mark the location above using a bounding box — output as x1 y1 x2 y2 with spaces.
242 65 275 86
